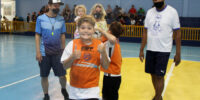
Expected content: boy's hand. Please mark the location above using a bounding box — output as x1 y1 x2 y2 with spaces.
98 43 106 53
96 28 117 44
72 45 81 60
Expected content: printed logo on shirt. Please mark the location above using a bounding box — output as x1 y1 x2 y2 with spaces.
73 62 98 68
152 14 162 35
161 70 165 73
83 53 92 61
81 46 93 51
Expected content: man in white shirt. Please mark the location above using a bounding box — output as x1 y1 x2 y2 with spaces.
139 0 181 100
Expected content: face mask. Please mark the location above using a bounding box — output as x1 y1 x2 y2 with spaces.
94 12 102 19
52 8 60 14
154 1 164 9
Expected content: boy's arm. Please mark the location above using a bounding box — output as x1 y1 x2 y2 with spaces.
98 43 110 69
61 42 81 70
62 50 81 69
62 55 75 70
35 33 42 62
96 28 116 44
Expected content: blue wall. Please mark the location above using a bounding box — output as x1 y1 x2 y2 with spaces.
188 0 200 17
16 0 200 19
16 0 47 18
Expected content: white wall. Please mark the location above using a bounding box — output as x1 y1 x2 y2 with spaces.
1 0 16 20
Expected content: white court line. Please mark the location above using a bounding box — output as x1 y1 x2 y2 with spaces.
162 62 176 96
0 57 198 90
0 74 40 89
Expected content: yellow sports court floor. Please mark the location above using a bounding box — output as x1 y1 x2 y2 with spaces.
66 58 200 100
110 58 200 100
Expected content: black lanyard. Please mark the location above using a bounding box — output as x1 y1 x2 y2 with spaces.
48 16 57 36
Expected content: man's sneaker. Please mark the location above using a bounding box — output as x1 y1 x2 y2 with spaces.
61 88 69 100
43 94 50 100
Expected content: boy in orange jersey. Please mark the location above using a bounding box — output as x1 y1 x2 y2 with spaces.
61 15 110 100
97 21 123 100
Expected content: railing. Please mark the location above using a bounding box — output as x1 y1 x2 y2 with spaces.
181 27 200 41
1 21 36 32
1 21 200 41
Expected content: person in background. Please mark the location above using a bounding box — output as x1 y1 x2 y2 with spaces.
62 4 71 22
90 3 108 39
138 7 145 16
96 21 123 100
113 5 120 20
32 12 37 22
13 16 19 21
128 5 137 17
139 0 181 100
70 4 77 22
73 4 87 39
106 5 112 20
40 5 49 15
27 13 31 23
3 16 8 21
3 16 9 31
35 0 69 100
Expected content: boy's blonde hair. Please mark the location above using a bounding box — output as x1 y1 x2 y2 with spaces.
77 15 96 27
75 5 87 16
90 3 106 21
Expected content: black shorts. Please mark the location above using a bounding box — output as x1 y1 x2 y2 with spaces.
39 54 66 77
102 75 121 100
145 50 170 76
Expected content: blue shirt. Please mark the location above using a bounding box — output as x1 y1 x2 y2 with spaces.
35 14 66 56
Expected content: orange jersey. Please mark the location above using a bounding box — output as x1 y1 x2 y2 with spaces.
101 39 122 75
70 39 102 88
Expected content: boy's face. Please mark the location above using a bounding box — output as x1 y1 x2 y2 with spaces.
78 8 85 17
79 22 94 40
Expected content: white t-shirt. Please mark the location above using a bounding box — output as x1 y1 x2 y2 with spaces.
144 5 180 52
68 85 100 99
61 40 110 99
